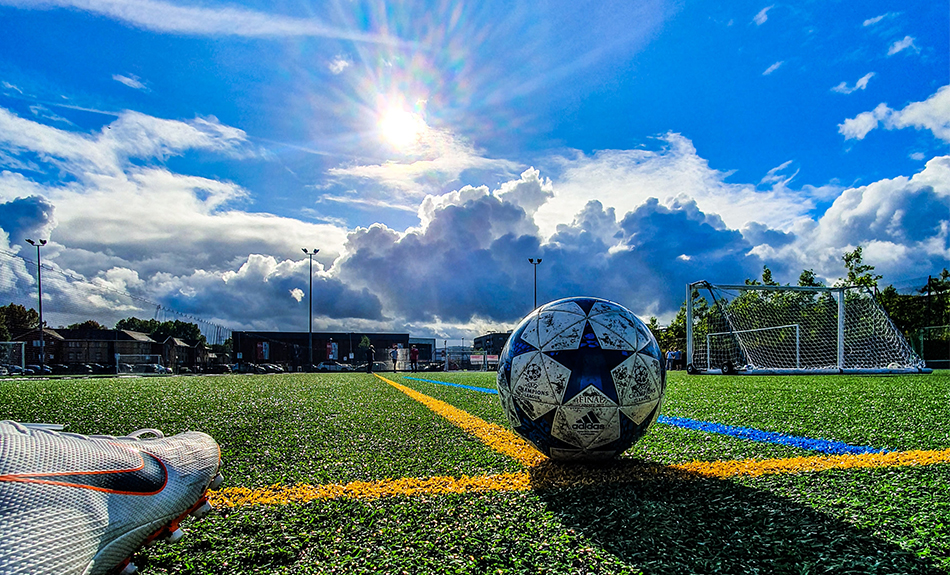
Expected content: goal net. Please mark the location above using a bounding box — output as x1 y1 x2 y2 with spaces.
0 342 25 369
917 325 950 369
115 354 168 374
686 282 928 375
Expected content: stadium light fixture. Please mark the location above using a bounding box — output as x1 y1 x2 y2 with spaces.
302 248 319 371
528 258 542 309
25 239 47 372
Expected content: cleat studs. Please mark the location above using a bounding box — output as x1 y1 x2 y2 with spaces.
209 473 224 491
191 500 213 519
167 527 185 543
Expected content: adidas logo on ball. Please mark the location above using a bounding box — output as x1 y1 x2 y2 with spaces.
572 411 606 430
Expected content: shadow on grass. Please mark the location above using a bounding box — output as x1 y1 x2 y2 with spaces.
529 459 944 575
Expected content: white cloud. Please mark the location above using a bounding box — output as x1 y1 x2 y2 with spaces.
0 106 353 305
805 156 950 281
831 72 875 94
763 61 783 75
0 107 255 179
753 6 773 25
760 160 798 187
839 103 890 140
839 86 950 143
0 0 405 45
327 124 519 203
112 74 147 90
887 35 918 56
534 133 818 241
328 56 351 75
863 13 897 27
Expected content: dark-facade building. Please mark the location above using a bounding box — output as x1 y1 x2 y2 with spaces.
474 332 511 356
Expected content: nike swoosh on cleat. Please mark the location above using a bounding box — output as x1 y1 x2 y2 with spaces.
0 450 168 495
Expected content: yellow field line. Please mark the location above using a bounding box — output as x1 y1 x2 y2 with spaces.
373 374 546 467
206 374 950 507
209 448 950 507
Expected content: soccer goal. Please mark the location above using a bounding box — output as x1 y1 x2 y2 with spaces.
0 342 25 369
115 354 169 374
686 281 929 375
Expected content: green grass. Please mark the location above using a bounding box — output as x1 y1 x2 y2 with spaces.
1 370 948 574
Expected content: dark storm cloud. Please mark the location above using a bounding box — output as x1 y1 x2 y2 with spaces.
140 255 385 330
336 190 763 325
336 194 542 323
741 222 795 247
0 195 56 246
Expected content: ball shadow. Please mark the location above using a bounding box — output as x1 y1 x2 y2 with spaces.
528 459 943 574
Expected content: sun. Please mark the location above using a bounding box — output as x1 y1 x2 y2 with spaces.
378 107 426 150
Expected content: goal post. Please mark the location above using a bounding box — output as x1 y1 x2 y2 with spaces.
0 342 25 369
686 281 929 375
114 354 168 374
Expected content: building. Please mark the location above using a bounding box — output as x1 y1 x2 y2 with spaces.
12 328 218 373
474 332 511 355
15 328 160 369
232 331 433 370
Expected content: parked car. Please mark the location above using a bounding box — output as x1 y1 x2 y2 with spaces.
26 364 53 375
315 360 348 372
205 364 232 374
9 365 34 376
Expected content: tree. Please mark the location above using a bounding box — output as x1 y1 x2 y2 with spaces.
646 317 664 348
358 335 371 352
798 269 823 287
838 246 882 288
114 317 207 344
0 303 39 337
115 317 160 334
211 337 233 356
67 320 105 330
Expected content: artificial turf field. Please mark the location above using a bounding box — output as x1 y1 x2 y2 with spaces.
1 370 949 574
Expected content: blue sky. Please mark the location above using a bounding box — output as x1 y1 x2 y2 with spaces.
0 0 947 340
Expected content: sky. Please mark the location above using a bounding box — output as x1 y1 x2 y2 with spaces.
0 0 948 342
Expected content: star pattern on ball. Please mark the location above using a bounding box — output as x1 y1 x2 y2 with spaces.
543 320 632 405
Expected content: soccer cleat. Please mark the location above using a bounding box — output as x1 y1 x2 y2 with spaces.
0 420 222 575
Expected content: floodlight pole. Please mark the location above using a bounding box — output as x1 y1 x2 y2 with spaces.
26 239 47 372
528 258 542 309
302 248 319 371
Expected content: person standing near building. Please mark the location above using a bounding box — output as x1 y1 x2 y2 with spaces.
665 349 674 371
366 345 375 373
390 346 399 372
409 345 419 372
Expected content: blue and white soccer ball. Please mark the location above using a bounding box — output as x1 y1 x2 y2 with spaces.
497 297 666 460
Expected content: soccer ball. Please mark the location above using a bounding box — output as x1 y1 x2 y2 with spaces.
496 297 666 460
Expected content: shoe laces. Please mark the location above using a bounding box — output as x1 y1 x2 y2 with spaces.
13 422 166 441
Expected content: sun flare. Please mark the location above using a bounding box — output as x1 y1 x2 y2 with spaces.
378 107 426 149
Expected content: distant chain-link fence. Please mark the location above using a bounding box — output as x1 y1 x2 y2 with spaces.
0 249 230 345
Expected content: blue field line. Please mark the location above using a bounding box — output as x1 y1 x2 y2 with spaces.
405 376 499 394
656 416 882 455
404 376 884 455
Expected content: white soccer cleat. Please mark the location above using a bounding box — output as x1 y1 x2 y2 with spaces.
0 420 222 575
